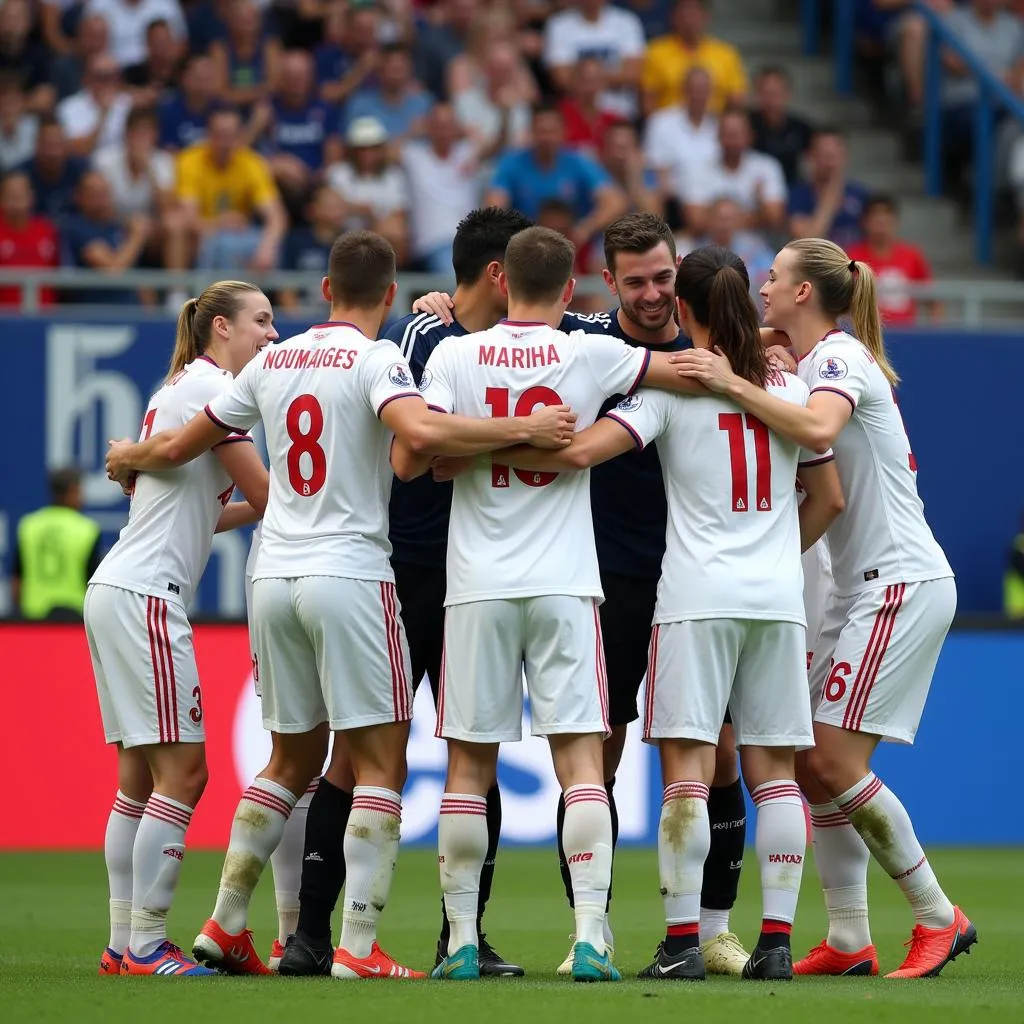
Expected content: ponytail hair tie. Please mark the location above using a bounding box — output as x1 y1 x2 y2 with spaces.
848 259 858 274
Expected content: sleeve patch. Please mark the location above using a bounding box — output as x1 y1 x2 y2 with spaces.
818 356 848 381
615 393 643 413
389 363 414 388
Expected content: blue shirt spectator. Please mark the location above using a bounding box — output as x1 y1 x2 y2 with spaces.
19 118 87 224
316 1 381 106
614 0 675 40
277 185 348 309
343 44 433 140
157 54 221 150
266 51 341 171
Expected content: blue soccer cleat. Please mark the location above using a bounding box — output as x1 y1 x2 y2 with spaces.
571 941 621 983
430 944 480 980
121 941 218 976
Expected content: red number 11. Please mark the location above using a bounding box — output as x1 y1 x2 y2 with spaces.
718 412 772 512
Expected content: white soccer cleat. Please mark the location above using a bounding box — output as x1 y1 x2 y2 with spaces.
701 931 750 976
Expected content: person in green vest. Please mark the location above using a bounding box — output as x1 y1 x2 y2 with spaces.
13 467 102 620
1004 518 1024 619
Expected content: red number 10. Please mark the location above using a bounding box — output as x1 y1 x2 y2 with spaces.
485 386 562 488
719 412 772 512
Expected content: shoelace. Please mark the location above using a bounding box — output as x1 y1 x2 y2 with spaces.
902 926 928 955
164 943 193 963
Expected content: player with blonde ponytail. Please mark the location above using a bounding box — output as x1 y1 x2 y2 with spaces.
671 239 976 980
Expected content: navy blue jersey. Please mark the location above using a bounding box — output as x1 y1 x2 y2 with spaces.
560 309 691 580
386 312 468 568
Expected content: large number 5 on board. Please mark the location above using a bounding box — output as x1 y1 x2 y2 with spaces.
286 394 327 496
718 411 772 512
485 385 562 488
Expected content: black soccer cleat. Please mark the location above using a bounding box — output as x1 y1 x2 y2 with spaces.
277 931 333 977
742 943 794 981
637 941 706 981
478 934 525 977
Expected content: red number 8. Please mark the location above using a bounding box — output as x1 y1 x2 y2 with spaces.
286 394 327 497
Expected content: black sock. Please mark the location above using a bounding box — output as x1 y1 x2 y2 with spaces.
556 791 574 908
702 778 746 914
296 778 352 941
664 925 701 956
476 784 501 930
605 776 618 913
757 926 791 951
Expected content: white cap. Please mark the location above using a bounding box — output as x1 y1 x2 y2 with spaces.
347 116 388 148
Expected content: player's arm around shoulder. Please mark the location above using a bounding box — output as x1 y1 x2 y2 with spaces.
505 414 639 473
213 438 269 516
641 349 708 395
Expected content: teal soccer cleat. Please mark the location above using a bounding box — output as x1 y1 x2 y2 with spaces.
571 941 621 983
430 944 480 980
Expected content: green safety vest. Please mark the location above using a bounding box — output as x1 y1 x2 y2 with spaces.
1004 534 1024 619
16 506 100 620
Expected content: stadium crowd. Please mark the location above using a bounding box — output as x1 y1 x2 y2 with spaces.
0 0 954 323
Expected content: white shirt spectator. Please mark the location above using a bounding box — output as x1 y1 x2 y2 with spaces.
542 5 646 119
942 5 1024 107
93 143 174 217
326 161 409 227
644 108 719 179
0 114 37 172
453 88 531 155
85 0 187 69
57 89 133 151
677 150 787 213
401 139 481 257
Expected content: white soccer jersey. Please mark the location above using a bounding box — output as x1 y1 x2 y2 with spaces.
92 356 246 607
799 330 952 596
419 321 649 605
205 322 420 582
608 370 820 624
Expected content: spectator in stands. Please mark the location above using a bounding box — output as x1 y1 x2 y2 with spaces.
510 0 556 93
675 108 786 236
325 116 409 263
210 0 281 114
846 194 940 324
448 5 537 108
39 0 84 58
278 184 347 309
485 102 628 245
123 18 184 103
262 49 343 215
52 12 109 101
18 117 87 224
158 52 219 150
413 0 478 100
617 0 675 39
0 73 38 172
600 121 663 217
749 65 815 188
85 0 186 70
317 1 382 106
186 0 230 54
176 106 286 270
542 0 646 119
402 102 482 272
1003 511 1024 617
788 127 871 248
643 65 718 198
57 53 134 159
63 170 151 302
0 171 59 307
344 42 433 141
558 58 623 159
641 0 747 114
0 0 55 115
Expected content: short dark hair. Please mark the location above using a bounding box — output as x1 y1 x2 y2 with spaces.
126 106 158 132
531 100 561 120
146 17 171 35
603 212 677 272
49 467 82 503
756 65 791 85
451 207 532 285
207 106 240 127
380 41 410 59
328 230 396 308
811 125 845 143
537 197 574 220
863 193 898 216
504 226 575 304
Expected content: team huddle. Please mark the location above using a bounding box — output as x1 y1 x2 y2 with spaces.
92 208 976 985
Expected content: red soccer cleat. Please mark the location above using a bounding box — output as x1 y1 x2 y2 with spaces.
331 941 426 980
794 940 879 976
268 939 286 972
192 918 272 975
99 947 123 976
121 941 216 976
886 907 977 979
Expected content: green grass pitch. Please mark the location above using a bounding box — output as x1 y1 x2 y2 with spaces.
2 848 1021 1023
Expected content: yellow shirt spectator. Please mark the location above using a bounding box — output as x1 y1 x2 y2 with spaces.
641 34 748 114
175 141 279 220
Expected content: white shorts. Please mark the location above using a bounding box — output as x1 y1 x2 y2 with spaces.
252 576 414 733
809 577 956 744
84 583 204 748
436 596 609 743
643 618 813 748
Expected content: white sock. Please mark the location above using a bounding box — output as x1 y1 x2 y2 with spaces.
339 787 402 959
130 794 193 958
270 779 317 944
809 801 872 951
699 907 730 944
603 916 615 949
835 773 954 929
562 784 613 954
752 781 806 927
658 782 710 929
438 793 487 955
212 778 297 935
105 791 145 954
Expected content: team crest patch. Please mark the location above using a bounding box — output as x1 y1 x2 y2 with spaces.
389 363 414 388
615 393 643 412
818 357 848 381
418 368 432 391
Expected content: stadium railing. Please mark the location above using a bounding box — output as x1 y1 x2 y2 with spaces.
4 268 1024 326
802 0 1024 266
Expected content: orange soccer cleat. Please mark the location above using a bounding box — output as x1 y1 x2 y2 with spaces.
192 919 272 975
121 941 216 976
331 941 426 980
268 939 286 972
794 940 879 976
886 907 977 979
98 947 123 976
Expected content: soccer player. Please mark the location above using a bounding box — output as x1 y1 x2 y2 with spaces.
673 238 977 979
105 231 577 979
89 281 275 977
396 226 706 983
280 207 532 978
